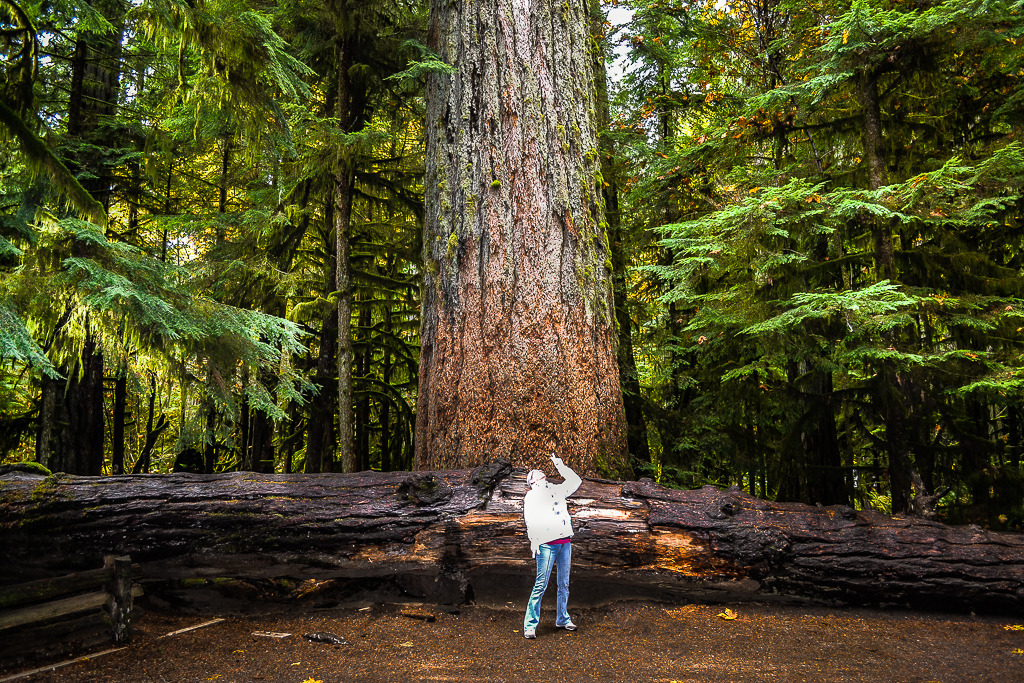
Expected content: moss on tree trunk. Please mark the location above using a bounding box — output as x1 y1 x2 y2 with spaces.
418 0 629 477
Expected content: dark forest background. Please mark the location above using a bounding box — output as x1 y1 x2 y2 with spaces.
2 0 1024 528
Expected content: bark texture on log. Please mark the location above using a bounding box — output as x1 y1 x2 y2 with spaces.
2 464 1023 614
419 0 628 476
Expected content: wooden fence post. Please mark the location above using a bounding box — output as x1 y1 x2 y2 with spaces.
104 555 133 644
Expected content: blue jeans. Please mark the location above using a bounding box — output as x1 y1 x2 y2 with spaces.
524 542 572 632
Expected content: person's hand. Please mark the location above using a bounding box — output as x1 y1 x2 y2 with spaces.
550 454 563 467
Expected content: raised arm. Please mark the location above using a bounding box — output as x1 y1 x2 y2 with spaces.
549 455 582 497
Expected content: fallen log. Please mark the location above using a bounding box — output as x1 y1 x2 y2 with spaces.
1 461 1022 614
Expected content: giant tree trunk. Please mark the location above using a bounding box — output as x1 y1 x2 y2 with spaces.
2 465 1022 615
419 0 629 476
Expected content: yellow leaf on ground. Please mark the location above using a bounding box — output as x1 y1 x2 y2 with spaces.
399 641 414 647
717 608 738 620
1004 625 1024 631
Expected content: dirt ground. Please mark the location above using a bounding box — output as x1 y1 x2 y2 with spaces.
4 599 1024 683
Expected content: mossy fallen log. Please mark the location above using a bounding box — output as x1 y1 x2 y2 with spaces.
1 461 1022 614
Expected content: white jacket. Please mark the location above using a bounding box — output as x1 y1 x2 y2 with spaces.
523 461 582 554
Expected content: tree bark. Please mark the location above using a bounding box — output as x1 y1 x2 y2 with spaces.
1 466 1022 615
419 0 629 476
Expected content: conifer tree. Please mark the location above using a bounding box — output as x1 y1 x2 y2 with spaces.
634 0 1024 517
417 0 630 475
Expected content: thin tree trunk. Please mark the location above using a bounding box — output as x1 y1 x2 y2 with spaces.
800 366 846 506
35 378 56 470
335 37 356 474
70 336 105 475
250 407 274 474
112 363 126 475
218 138 232 223
591 0 649 468
305 306 338 473
204 401 217 474
355 297 372 471
380 306 393 472
240 367 251 471
1009 405 1020 470
861 68 912 513
133 376 158 474
418 0 629 476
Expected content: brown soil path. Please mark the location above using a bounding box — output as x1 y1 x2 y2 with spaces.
3 600 1024 682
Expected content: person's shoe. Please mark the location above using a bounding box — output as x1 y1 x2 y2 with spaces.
524 630 536 639
558 621 577 631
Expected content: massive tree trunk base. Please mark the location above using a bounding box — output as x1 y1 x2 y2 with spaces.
1 463 1022 615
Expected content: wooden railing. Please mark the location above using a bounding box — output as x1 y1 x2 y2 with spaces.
0 556 142 665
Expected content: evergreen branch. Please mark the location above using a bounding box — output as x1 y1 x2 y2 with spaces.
385 41 456 82
0 297 59 377
0 99 106 227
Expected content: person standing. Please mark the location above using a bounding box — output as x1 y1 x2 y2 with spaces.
522 454 582 638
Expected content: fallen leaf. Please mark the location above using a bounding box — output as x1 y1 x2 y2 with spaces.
717 608 738 620
398 641 414 647
1004 625 1024 631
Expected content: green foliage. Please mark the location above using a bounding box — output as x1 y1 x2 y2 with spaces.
613 0 1024 520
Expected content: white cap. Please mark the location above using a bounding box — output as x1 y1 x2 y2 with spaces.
526 469 546 486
